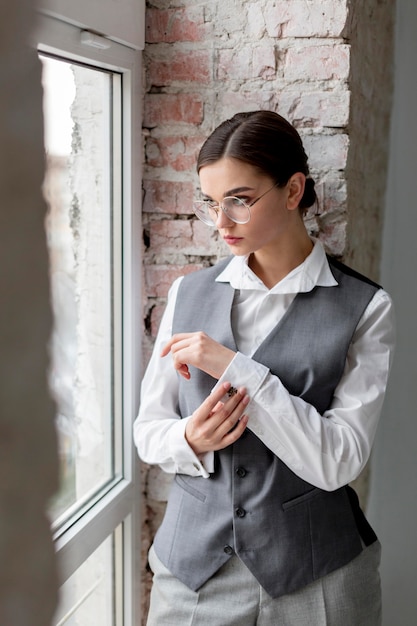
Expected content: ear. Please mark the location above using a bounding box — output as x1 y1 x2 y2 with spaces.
286 173 306 211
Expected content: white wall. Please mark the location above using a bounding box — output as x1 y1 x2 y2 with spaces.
367 1 417 624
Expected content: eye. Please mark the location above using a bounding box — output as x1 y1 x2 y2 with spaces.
202 198 217 209
225 196 249 207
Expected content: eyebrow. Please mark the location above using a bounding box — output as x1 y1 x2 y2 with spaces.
202 186 255 200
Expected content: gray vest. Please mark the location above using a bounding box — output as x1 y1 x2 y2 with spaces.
153 256 380 598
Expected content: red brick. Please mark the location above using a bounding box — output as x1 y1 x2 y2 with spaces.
145 263 203 298
146 135 205 171
150 304 165 337
147 50 211 86
143 180 195 214
192 218 219 252
142 336 155 371
144 93 204 127
149 220 192 253
146 7 206 44
148 218 223 258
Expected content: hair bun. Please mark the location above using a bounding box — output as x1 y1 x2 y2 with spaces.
300 177 317 211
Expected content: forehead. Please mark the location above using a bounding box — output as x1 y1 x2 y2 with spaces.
199 158 268 195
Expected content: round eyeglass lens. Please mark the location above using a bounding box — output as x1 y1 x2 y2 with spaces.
222 197 251 223
193 197 251 226
193 201 217 226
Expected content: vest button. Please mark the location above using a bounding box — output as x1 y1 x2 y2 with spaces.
235 466 247 478
235 507 246 518
223 545 234 555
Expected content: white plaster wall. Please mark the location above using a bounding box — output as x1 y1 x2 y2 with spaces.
367 1 417 624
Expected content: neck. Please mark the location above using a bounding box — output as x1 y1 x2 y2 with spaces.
249 232 313 289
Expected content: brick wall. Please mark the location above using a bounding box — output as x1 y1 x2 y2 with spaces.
142 0 354 363
140 0 394 619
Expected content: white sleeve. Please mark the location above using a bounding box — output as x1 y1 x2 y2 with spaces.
212 289 395 491
133 277 213 478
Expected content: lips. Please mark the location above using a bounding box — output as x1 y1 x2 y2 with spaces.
223 236 243 245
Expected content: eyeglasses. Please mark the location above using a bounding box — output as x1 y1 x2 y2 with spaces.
193 183 278 227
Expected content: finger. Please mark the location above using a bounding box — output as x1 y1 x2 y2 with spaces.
176 363 190 379
200 386 249 440
215 391 250 437
221 413 249 446
161 333 191 357
161 338 176 358
219 385 249 415
186 386 249 455
193 382 233 422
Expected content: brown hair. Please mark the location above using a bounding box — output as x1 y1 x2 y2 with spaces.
197 110 316 212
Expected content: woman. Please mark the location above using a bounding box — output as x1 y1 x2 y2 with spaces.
134 111 395 625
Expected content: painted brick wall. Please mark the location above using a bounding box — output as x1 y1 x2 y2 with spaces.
142 0 353 364
140 0 394 619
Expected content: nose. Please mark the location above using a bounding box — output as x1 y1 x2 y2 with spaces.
215 206 234 229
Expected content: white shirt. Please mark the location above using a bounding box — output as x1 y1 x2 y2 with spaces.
134 241 395 491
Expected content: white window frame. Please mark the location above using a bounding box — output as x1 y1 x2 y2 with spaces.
35 7 144 625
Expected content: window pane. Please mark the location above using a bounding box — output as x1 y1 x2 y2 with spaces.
53 525 123 625
41 55 122 526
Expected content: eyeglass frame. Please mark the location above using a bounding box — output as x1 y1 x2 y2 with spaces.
193 182 279 227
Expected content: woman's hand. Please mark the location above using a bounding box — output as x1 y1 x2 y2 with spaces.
161 331 235 380
185 382 250 455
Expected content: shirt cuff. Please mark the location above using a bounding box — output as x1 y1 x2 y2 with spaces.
213 351 270 397
167 416 212 478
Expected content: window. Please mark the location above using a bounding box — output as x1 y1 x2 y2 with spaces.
53 525 124 625
43 54 122 528
36 6 143 624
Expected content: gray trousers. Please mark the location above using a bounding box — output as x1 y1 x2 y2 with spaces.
146 541 381 626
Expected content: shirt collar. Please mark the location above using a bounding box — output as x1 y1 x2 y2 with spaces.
215 239 338 294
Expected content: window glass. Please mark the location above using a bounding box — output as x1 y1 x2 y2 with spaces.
53 525 123 625
41 54 122 527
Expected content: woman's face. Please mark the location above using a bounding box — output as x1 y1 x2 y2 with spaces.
198 157 302 258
